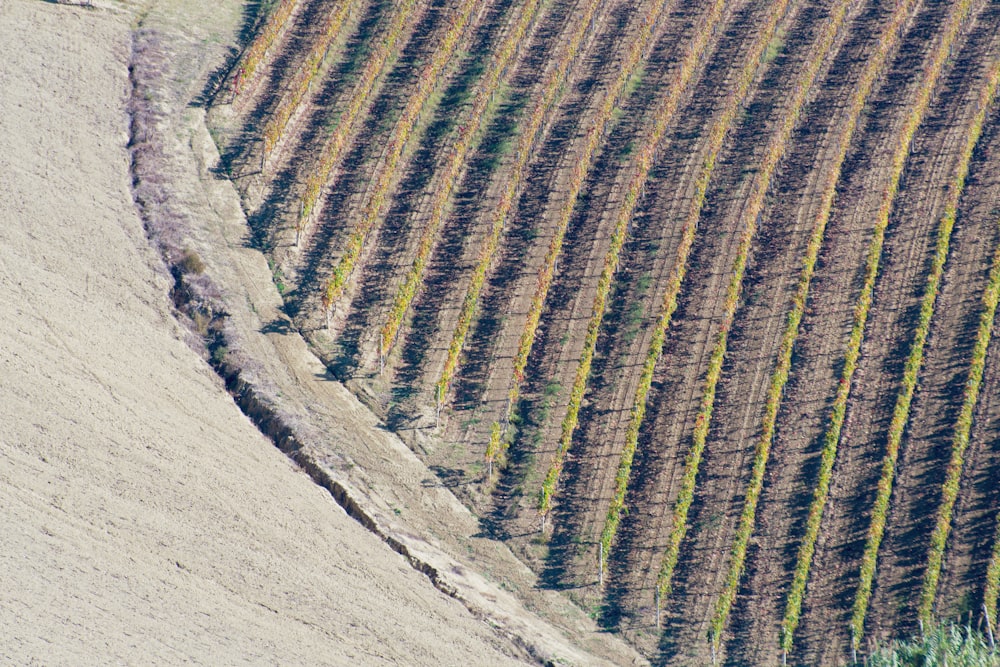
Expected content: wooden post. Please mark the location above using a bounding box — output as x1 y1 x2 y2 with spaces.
599 542 604 587
296 200 303 247
655 588 660 630
985 603 995 649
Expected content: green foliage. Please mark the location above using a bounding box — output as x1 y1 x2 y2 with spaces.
300 0 421 230
538 0 728 528
379 0 546 364
707 0 852 648
455 0 678 452
867 624 999 666
650 0 790 601
261 0 355 156
323 0 480 314
180 249 205 275
436 0 605 409
986 519 1000 628
233 0 298 94
763 27 786 65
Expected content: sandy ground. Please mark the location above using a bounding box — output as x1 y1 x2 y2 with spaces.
0 0 529 663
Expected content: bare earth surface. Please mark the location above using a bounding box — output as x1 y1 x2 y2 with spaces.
0 0 642 664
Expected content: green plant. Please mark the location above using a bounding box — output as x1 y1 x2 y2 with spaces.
229 0 298 96
435 0 615 411
763 27 786 65
985 518 1000 628
298 0 421 229
705 0 853 648
180 249 205 275
500 0 678 457
867 623 999 666
261 0 358 157
323 0 481 316
596 0 791 590
211 345 229 366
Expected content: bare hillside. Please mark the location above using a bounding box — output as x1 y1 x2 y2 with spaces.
0 0 539 663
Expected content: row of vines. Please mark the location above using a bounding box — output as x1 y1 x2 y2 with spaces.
211 0 1000 661
483 0 680 471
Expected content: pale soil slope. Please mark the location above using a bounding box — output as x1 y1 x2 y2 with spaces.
0 1 526 663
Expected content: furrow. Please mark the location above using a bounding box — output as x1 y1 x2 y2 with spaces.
260 0 361 160
881 25 1000 631
701 0 856 650
430 0 628 416
764 0 979 661
604 0 797 593
711 0 925 660
224 0 301 100
319 0 484 317
295 0 424 233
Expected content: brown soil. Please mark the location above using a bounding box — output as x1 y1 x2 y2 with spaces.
588 1 861 661
529 3 780 629
493 0 739 566
926 64 1000 622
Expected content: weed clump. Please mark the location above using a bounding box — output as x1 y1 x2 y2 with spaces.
868 623 999 666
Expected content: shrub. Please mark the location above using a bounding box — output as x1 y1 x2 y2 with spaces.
867 623 999 666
